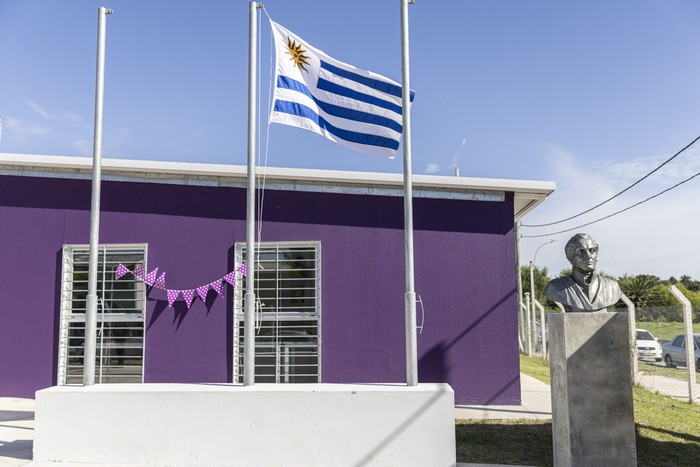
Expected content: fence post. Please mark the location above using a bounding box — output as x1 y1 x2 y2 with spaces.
525 293 532 357
533 299 547 359
518 302 527 352
669 285 697 404
620 294 637 379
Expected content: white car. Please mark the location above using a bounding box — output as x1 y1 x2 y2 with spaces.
636 329 662 362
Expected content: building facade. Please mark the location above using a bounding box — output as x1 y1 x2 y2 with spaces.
0 154 553 404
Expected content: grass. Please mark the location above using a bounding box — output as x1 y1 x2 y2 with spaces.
518 353 551 385
455 353 700 466
636 321 700 341
456 419 553 466
638 361 700 384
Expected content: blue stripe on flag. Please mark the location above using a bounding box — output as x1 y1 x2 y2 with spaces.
274 100 400 150
320 61 416 102
317 78 403 115
277 76 403 133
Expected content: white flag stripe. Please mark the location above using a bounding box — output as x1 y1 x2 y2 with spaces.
269 19 411 158
274 88 401 139
313 88 403 126
273 111 398 158
274 80 402 134
271 103 399 158
317 68 404 112
319 66 401 106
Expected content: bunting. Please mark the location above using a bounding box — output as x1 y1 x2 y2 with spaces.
211 279 224 296
167 290 180 308
154 271 167 289
182 289 196 308
197 285 209 301
132 263 145 280
143 267 159 286
115 263 247 310
115 263 129 280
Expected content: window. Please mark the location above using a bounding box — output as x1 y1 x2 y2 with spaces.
234 243 320 383
58 245 147 385
636 331 654 341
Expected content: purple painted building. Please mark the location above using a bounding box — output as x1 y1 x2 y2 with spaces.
0 154 553 404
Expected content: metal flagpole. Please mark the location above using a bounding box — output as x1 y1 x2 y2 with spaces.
244 1 262 386
84 6 113 386
400 0 418 387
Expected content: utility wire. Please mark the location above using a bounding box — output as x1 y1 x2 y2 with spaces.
522 169 700 239
522 133 700 228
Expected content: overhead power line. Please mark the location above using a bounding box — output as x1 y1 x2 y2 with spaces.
521 169 700 239
522 133 700 228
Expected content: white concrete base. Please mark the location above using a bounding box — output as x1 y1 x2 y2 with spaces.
35 383 456 466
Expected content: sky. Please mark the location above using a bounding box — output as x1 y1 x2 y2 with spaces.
2 0 700 280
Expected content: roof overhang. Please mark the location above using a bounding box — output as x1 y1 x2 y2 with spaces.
0 153 555 222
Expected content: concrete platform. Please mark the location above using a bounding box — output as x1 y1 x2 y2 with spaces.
636 370 700 403
1 373 554 467
34 383 455 466
455 374 552 420
3 371 696 466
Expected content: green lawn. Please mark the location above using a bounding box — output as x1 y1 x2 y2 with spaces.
636 321 700 341
519 352 551 384
638 361 700 384
455 354 700 466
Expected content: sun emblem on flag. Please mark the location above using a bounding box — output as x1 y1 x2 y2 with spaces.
285 36 310 72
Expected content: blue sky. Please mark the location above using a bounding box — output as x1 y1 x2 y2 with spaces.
2 0 700 279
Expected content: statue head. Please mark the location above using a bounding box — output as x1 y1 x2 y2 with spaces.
564 233 599 273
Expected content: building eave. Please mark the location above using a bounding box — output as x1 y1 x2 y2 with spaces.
0 153 555 221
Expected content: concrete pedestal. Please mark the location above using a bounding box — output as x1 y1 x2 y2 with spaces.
549 312 636 467
34 383 456 466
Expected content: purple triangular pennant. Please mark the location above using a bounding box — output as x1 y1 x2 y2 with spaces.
196 285 209 301
143 267 159 286
238 263 247 277
167 290 180 308
223 271 236 286
154 271 167 289
211 279 224 296
132 263 145 280
182 289 195 309
115 264 129 280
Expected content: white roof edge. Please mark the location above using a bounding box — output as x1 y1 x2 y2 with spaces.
0 152 556 195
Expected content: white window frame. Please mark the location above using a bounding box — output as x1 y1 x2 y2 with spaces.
57 244 147 385
233 242 321 384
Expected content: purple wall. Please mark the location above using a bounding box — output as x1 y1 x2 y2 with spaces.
0 174 519 404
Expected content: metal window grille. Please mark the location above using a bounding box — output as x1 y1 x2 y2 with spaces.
233 242 321 383
58 244 147 385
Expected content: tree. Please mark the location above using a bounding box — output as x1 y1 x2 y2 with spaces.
520 264 553 307
618 274 663 309
679 275 700 292
668 283 700 322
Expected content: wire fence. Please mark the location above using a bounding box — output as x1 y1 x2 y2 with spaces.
519 303 697 358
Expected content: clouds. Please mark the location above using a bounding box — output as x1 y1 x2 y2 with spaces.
1 91 131 157
2 117 52 143
519 144 700 279
423 137 467 175
425 163 441 174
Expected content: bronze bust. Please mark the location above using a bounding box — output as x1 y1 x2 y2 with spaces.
543 233 622 312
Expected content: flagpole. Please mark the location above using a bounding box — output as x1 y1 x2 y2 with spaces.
244 1 262 386
400 0 418 387
84 6 112 386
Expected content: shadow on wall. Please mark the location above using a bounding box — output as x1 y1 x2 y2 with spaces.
52 249 62 386
146 288 223 331
147 298 191 331
419 287 516 380
0 176 513 234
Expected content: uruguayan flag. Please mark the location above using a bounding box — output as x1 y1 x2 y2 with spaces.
269 20 414 159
